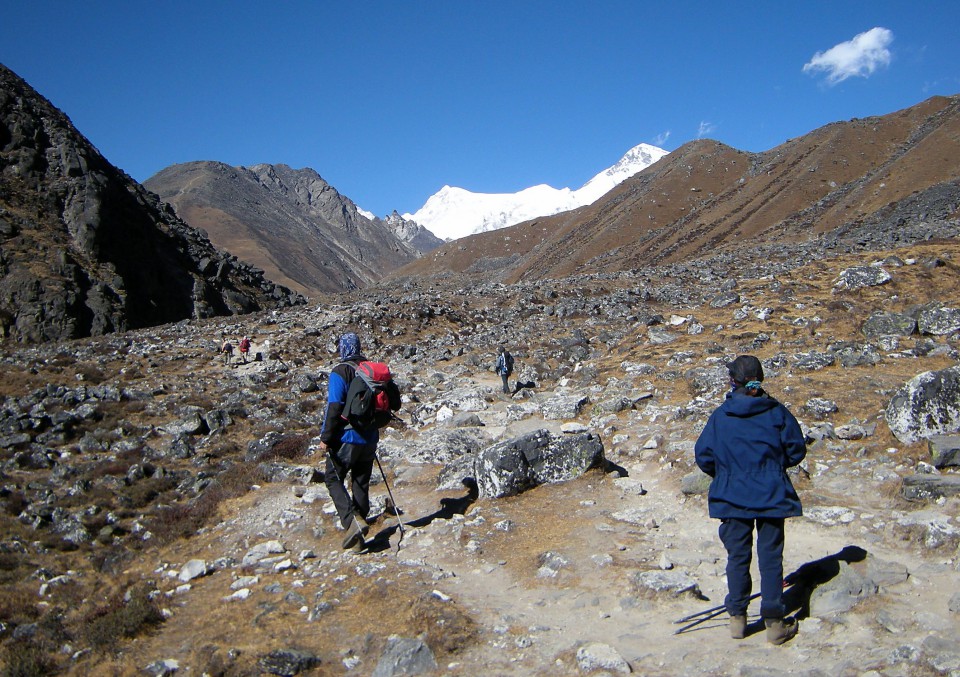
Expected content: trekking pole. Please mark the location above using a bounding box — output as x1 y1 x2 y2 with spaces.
673 580 794 634
673 592 762 625
374 454 406 551
673 606 730 635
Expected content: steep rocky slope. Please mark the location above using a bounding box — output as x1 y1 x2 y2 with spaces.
0 219 958 674
145 163 442 297
395 95 960 285
0 65 304 344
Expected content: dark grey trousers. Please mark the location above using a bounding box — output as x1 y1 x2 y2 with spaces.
324 442 376 528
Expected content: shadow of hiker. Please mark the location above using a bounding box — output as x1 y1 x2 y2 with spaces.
362 478 480 555
782 544 868 620
511 380 536 395
674 545 868 636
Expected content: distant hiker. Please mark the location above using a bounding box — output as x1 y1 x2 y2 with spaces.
495 346 514 394
238 335 251 363
694 355 806 645
220 338 234 365
320 332 401 551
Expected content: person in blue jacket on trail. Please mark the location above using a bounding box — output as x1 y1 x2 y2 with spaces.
695 355 806 645
320 332 400 552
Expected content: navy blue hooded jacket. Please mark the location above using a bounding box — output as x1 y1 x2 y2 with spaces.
695 389 806 519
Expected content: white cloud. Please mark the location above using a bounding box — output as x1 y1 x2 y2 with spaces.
697 121 716 138
803 27 893 85
653 130 671 146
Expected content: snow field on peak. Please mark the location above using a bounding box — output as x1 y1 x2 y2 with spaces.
404 142 668 241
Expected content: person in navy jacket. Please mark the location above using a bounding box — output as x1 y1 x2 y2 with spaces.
320 332 400 551
695 355 806 644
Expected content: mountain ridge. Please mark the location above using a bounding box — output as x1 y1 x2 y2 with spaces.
391 94 960 286
0 64 303 344
145 162 443 297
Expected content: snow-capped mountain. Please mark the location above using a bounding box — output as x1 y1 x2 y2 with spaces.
404 143 669 241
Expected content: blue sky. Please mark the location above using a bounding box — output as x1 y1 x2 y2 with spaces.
2 2 958 217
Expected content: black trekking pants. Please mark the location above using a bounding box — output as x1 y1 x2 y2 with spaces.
324 442 376 528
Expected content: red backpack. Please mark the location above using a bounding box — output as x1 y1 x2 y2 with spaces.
342 361 395 429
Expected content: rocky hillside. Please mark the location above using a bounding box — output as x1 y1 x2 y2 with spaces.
145 163 443 297
0 65 304 344
0 211 958 674
395 94 960 285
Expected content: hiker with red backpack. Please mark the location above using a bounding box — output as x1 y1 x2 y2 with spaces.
238 336 251 363
319 332 401 552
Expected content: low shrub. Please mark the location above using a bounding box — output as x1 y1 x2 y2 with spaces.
81 583 163 652
148 463 264 544
265 434 309 461
0 639 57 677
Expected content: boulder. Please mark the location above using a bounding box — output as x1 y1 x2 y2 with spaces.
162 408 209 436
709 291 740 308
258 650 321 676
861 311 916 338
576 643 631 674
927 435 960 468
901 475 960 501
808 561 877 616
834 266 891 291
794 351 836 371
886 366 960 444
917 305 960 336
371 636 437 677
473 429 605 499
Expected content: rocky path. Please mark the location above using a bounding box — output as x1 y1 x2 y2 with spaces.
117 379 958 676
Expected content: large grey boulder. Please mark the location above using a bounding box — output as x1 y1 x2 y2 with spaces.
886 366 960 444
833 266 891 291
861 311 916 338
917 305 960 336
473 429 605 499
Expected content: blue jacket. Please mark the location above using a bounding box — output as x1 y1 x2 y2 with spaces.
695 390 806 519
320 360 379 446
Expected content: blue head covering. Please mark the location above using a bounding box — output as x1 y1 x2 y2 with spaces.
338 332 362 361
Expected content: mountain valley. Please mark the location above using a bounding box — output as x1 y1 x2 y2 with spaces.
1 62 959 676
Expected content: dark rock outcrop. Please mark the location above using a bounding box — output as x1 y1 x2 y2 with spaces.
0 64 304 344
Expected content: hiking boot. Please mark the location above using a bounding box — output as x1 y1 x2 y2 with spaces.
729 614 747 639
341 516 366 551
764 617 798 645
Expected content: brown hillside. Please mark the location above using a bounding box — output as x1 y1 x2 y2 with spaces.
393 95 960 285
144 162 427 297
